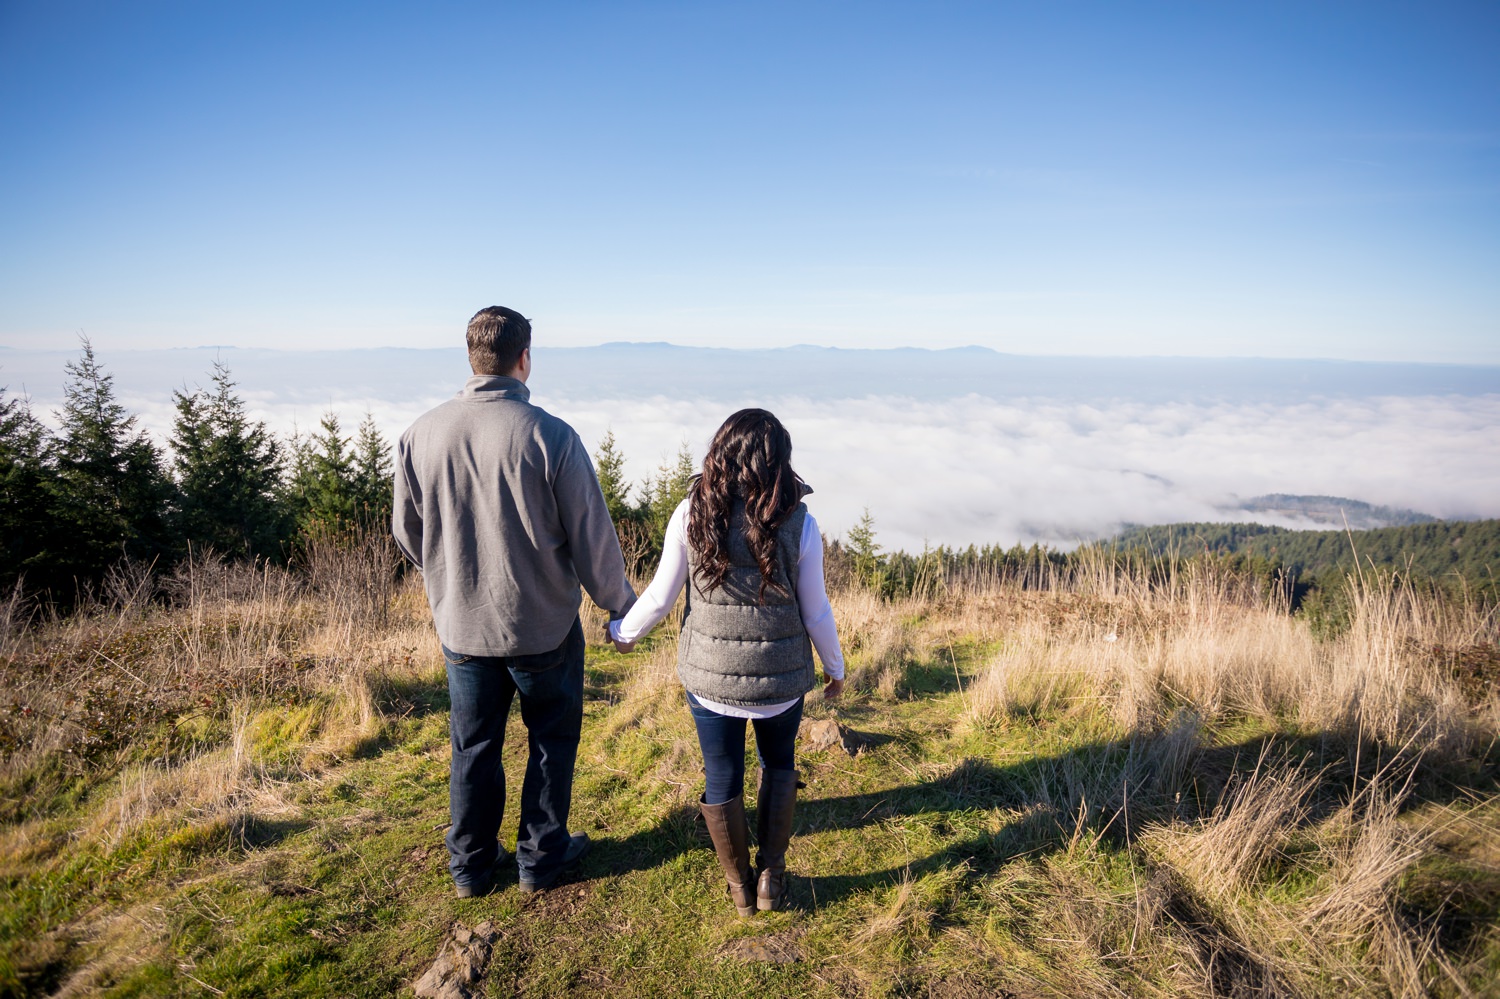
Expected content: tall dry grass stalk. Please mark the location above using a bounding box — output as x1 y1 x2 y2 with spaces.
0 579 30 661
964 563 1494 762
293 524 402 627
834 587 922 695
1301 569 1491 759
1151 749 1320 903
1146 753 1479 998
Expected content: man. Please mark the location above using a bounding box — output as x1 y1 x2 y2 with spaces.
392 306 636 897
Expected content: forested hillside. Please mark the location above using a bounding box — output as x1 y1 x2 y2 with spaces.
1111 518 1500 595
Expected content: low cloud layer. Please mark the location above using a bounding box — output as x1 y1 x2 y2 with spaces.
555 393 1500 551
114 388 1495 552
5 345 1497 552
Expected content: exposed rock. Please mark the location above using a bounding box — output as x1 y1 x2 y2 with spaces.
798 718 845 754
798 718 884 755
413 920 498 999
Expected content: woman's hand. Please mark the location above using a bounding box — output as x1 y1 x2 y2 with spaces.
608 619 636 654
822 676 844 701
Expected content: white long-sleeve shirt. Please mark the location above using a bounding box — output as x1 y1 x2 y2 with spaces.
609 499 845 719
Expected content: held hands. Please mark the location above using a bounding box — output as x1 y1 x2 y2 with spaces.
822 675 844 701
607 619 636 654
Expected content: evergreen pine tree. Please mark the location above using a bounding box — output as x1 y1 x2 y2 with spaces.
287 412 358 532
170 361 287 560
647 442 696 545
845 508 885 591
350 413 393 528
0 386 64 594
53 337 172 581
593 429 632 524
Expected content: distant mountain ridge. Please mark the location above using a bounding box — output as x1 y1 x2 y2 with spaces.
1225 494 1437 530
3 344 1498 408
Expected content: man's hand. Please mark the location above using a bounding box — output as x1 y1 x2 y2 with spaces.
822 675 844 701
613 637 636 654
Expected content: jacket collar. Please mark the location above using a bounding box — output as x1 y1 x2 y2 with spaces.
459 375 530 402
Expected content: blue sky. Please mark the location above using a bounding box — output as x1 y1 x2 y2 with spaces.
2 1 1497 360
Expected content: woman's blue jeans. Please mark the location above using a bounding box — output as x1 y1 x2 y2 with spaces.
443 617 585 889
687 692 803 805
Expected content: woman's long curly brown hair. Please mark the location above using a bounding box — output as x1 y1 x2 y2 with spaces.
687 409 805 602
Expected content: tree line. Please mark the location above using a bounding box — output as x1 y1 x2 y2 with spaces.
1 339 392 605
1109 519 1500 602
0 348 731 609
821 512 1497 615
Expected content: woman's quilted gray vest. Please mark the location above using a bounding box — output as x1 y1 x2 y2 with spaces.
677 502 816 706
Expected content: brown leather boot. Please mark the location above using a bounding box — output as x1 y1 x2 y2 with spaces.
754 768 800 911
700 794 756 917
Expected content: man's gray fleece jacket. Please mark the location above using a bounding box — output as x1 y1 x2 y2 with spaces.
391 375 636 657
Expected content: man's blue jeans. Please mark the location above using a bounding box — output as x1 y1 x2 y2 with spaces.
687 692 803 805
443 617 585 889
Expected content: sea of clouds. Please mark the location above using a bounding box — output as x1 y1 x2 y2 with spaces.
4 344 1497 552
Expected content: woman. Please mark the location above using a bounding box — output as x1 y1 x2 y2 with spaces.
610 409 845 916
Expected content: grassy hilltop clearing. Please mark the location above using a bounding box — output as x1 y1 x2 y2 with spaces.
2 535 1498 998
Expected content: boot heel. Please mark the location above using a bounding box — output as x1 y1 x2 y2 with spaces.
756 869 787 911
729 878 757 918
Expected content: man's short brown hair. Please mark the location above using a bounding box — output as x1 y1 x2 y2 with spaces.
466 306 532 376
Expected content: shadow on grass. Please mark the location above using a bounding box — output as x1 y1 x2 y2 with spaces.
369 671 449 721
797 731 1495 900
584 723 1497 982
160 813 314 862
340 671 451 760
387 659 1497 977
229 813 315 851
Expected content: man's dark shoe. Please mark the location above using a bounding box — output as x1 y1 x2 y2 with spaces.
454 875 495 899
453 850 508 899
518 833 591 894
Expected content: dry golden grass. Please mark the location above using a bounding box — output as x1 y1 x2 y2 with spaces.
962 557 1492 759
0 534 437 867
